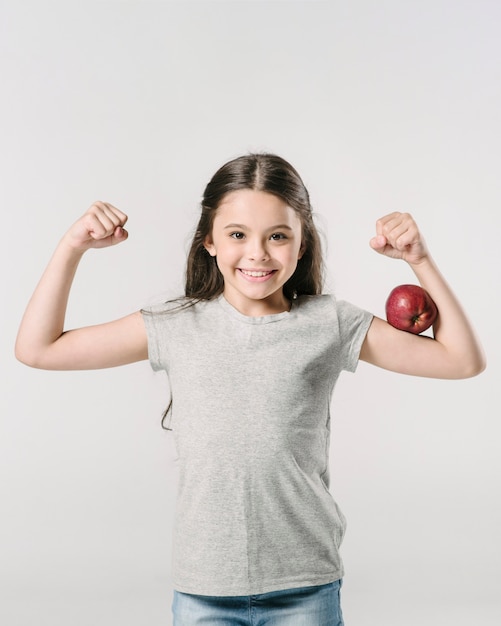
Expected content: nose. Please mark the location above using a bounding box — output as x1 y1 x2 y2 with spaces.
247 238 269 261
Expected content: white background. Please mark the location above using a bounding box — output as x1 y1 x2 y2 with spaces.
1 1 500 624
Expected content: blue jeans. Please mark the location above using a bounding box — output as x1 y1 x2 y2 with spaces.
172 580 344 625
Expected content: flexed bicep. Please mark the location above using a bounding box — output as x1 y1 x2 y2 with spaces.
360 316 479 379
364 211 485 379
15 203 143 370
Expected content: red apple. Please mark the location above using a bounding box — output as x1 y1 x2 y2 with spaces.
385 284 438 334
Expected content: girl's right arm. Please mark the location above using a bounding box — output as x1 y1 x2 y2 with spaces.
15 202 148 370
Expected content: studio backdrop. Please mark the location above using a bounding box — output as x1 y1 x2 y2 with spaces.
1 2 499 625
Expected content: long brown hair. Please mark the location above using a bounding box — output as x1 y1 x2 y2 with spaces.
185 153 324 300
157 153 324 430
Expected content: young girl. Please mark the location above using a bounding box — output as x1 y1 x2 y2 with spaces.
15 154 485 626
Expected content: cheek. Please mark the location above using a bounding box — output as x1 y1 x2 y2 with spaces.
281 248 302 271
290 240 305 262
213 241 241 265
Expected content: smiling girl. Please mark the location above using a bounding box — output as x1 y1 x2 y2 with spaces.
15 154 485 625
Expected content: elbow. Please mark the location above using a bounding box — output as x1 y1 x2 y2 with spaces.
14 339 27 365
471 354 487 378
14 340 44 369
15 346 37 368
455 352 487 379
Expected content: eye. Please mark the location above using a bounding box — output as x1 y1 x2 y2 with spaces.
230 231 245 240
270 232 287 241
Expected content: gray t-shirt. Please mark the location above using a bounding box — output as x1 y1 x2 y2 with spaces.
142 294 373 596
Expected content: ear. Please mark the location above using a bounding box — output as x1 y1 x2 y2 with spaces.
203 235 217 257
298 242 306 260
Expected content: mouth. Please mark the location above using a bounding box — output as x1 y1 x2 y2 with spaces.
238 268 277 282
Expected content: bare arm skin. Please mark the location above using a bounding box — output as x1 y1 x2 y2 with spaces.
360 212 486 379
16 206 485 378
15 202 148 370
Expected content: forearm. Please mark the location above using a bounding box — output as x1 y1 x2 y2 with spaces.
15 237 85 366
409 255 486 376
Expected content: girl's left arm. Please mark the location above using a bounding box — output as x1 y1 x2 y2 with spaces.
360 212 486 379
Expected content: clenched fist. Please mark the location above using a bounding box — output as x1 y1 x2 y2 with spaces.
64 202 129 252
370 212 429 266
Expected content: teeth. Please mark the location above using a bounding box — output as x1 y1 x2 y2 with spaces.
241 269 272 277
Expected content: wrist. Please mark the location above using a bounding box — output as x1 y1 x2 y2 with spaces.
60 231 90 255
406 251 433 270
407 254 440 283
57 234 89 264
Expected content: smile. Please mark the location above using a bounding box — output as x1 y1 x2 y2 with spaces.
240 269 273 277
238 268 276 282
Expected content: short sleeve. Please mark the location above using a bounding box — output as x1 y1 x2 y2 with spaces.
140 305 166 372
335 299 373 372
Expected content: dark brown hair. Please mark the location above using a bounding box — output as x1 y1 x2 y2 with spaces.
185 153 324 300
157 153 324 429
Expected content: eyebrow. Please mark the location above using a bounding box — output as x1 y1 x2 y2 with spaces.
223 223 294 231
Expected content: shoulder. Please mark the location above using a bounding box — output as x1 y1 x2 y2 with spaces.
295 294 368 319
142 297 215 316
140 298 219 366
141 297 219 330
295 294 373 336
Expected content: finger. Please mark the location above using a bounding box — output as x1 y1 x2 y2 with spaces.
92 215 119 240
395 226 420 251
89 225 129 249
379 212 405 236
381 213 416 250
84 216 111 240
375 217 387 237
390 225 412 250
85 208 121 241
375 212 401 237
391 217 420 251
111 226 129 245
91 201 128 229
101 202 128 227
369 234 387 252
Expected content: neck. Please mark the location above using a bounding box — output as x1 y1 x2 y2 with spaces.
222 291 291 317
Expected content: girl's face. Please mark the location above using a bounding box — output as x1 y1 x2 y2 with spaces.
204 189 304 316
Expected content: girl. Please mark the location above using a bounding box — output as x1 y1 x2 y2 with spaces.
15 154 485 626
